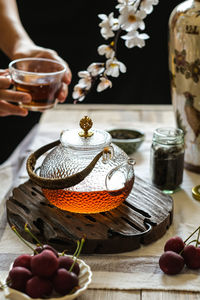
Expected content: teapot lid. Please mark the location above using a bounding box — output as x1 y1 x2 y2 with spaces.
60 116 111 151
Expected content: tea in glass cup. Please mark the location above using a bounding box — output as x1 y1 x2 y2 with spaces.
9 57 66 111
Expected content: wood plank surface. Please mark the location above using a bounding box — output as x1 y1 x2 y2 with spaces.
79 289 140 300
142 291 200 300
79 289 200 299
75 289 200 300
40 104 175 126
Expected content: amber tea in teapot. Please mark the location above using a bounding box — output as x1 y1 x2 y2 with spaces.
42 177 134 213
27 116 135 213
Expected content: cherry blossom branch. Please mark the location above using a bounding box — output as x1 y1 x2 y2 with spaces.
113 28 122 56
72 0 159 102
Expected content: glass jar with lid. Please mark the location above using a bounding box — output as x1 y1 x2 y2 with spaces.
150 127 184 194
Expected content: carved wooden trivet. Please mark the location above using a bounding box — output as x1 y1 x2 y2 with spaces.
6 177 173 254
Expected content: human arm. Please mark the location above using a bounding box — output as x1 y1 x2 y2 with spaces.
0 0 71 103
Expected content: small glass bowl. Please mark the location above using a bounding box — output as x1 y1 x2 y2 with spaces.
3 255 92 300
108 128 145 155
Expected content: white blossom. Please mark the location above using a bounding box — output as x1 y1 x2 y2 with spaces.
98 13 120 40
98 44 115 59
116 0 135 11
105 58 126 77
97 77 112 92
140 0 159 14
72 85 86 101
87 63 105 77
77 71 92 90
119 6 146 32
121 30 149 48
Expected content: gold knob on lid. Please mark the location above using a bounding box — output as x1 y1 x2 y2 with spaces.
192 185 200 201
79 116 94 138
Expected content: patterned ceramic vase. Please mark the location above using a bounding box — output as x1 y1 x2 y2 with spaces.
169 0 200 173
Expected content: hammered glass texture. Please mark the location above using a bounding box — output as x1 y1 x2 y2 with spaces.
39 143 135 212
40 144 128 192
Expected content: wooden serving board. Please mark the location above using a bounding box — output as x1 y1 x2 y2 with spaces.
6 177 173 254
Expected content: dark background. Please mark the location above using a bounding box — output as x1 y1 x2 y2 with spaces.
0 0 182 162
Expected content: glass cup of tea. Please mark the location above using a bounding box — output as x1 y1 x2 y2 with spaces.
9 57 66 111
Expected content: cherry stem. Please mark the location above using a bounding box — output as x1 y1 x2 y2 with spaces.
196 228 200 247
60 249 68 256
187 239 198 245
0 282 8 290
69 237 85 273
184 226 200 244
1 278 12 289
24 223 43 247
73 240 80 259
11 225 35 252
0 280 5 290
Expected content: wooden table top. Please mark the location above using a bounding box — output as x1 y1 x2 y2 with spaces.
1 104 199 300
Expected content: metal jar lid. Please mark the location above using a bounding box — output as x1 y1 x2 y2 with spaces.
192 185 200 201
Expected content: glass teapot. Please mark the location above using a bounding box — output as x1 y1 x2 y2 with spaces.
27 116 135 213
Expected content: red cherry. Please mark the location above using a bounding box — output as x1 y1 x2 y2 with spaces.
164 236 185 253
13 254 32 270
8 266 32 292
34 245 59 257
26 276 53 298
53 268 79 295
182 245 200 269
159 251 185 275
58 256 80 276
31 249 59 278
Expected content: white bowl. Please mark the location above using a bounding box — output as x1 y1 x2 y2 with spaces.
3 256 92 300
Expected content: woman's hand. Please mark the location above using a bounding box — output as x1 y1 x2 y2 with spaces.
12 45 72 103
0 69 31 116
0 0 71 116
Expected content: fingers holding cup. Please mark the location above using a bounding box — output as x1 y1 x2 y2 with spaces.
9 58 67 111
0 100 29 117
0 70 31 116
0 88 31 103
56 82 69 103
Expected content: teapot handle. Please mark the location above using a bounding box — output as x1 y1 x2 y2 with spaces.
105 158 136 191
26 140 113 190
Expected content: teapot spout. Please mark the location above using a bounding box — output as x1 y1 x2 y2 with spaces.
105 158 136 191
